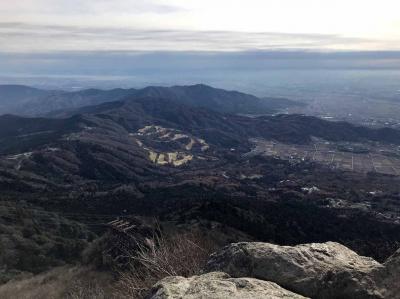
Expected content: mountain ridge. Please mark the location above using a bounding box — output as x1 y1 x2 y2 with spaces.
0 84 301 117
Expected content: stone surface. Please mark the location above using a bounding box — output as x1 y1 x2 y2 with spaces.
374 248 400 299
206 242 385 299
148 272 308 299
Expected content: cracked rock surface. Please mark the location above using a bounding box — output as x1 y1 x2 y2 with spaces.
206 242 397 299
149 242 400 299
148 272 308 299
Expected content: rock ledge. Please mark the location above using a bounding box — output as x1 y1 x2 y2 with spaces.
148 271 308 299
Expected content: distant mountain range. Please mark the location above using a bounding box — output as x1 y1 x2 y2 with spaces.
0 84 303 117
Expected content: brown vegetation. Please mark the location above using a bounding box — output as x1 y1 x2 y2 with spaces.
115 231 216 299
0 266 115 299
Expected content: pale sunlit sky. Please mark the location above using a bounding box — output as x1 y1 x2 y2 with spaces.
1 0 400 52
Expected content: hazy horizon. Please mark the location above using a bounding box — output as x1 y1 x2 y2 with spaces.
1 1 400 126
2 0 400 82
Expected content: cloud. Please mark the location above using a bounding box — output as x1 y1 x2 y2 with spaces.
0 0 181 15
0 22 387 53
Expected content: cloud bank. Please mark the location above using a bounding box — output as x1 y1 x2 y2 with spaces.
0 22 389 53
2 50 400 78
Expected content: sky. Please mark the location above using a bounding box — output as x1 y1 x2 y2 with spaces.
1 0 400 52
1 0 400 81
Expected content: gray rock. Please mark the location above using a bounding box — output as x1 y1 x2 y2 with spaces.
148 272 308 299
206 242 385 299
374 248 400 299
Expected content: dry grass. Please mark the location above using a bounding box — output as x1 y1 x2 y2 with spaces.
0 266 116 299
115 231 216 298
0 231 216 299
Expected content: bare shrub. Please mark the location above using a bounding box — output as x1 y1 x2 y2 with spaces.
115 231 216 298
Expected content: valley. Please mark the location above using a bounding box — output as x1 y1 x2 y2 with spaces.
248 138 400 175
0 84 400 298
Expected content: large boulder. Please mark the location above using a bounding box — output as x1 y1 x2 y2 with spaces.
206 242 384 299
374 248 400 299
148 272 308 299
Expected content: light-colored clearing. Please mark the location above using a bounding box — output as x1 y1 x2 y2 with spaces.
173 154 193 166
157 153 169 165
149 151 158 163
6 152 33 160
185 138 196 150
167 152 178 163
172 133 188 141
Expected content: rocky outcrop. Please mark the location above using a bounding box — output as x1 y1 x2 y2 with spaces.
148 272 308 299
374 248 400 298
149 241 400 299
206 242 386 299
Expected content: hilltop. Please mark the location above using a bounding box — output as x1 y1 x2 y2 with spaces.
0 84 301 116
